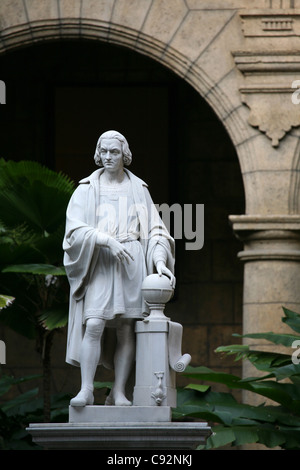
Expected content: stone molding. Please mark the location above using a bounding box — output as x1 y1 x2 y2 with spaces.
27 421 211 450
230 214 300 261
230 214 300 231
240 9 300 37
233 50 300 147
235 8 300 146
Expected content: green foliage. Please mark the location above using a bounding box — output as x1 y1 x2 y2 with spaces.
2 264 66 276
0 159 74 421
0 158 74 236
0 371 71 450
173 307 300 449
0 159 74 337
0 295 14 310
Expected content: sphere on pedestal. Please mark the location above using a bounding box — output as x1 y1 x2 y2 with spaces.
141 274 174 304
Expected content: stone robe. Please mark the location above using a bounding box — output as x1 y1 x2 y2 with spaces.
63 168 175 367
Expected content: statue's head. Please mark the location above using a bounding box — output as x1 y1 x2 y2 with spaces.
94 130 132 167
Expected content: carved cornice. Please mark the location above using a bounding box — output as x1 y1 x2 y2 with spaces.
229 215 300 261
233 51 300 147
234 8 300 146
229 214 300 232
240 9 300 37
234 51 300 73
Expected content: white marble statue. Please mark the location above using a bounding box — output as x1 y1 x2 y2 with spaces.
63 130 175 407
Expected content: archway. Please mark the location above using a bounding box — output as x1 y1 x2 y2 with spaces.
0 38 245 397
0 15 251 161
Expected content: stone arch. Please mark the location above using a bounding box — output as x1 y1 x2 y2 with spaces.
0 7 252 189
0 2 258 411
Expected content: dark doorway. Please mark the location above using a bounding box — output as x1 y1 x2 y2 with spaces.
0 40 245 393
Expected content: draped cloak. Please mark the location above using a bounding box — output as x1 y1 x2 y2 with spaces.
63 168 175 367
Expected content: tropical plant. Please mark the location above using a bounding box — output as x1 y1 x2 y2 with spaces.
0 370 70 449
0 295 14 310
173 307 300 449
0 159 74 422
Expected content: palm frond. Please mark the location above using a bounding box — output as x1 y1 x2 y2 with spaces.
0 159 74 234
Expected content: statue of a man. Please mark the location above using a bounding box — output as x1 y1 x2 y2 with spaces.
63 130 175 407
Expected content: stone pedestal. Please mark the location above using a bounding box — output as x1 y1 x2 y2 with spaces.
133 274 191 408
27 274 210 450
133 319 177 407
69 405 172 423
27 421 211 450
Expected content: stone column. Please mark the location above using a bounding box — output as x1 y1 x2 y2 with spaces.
230 215 300 401
230 28 300 403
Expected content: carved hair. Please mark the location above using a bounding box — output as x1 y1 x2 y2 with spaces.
94 130 132 167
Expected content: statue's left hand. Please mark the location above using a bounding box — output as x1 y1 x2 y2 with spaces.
156 261 176 289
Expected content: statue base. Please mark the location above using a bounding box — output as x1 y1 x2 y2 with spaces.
27 420 211 450
27 404 211 450
69 405 172 423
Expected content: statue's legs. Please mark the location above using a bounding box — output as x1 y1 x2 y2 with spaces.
70 317 135 407
112 318 135 406
70 318 105 406
105 318 135 406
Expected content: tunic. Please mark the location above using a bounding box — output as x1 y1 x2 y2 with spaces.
82 177 147 324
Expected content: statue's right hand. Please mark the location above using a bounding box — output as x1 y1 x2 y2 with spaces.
106 237 134 264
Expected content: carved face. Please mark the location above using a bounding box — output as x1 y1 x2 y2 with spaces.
99 138 124 172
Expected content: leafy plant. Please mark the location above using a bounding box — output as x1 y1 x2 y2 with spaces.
0 371 70 449
0 159 74 421
173 307 300 449
0 295 14 310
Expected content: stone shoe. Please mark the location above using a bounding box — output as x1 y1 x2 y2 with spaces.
70 389 94 407
104 390 132 406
